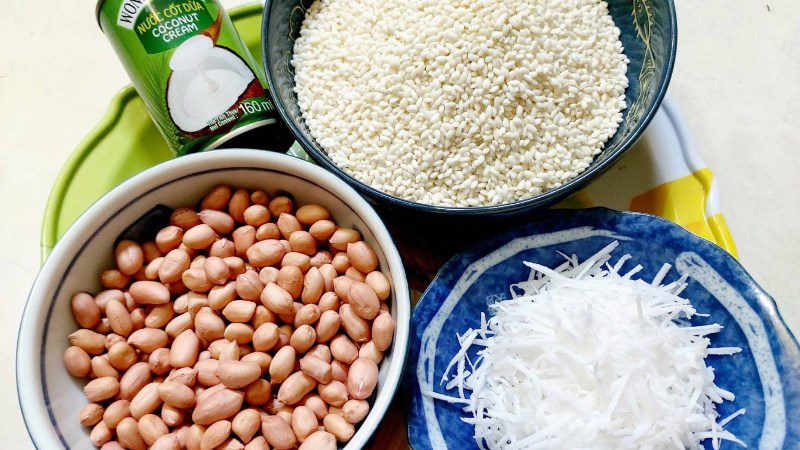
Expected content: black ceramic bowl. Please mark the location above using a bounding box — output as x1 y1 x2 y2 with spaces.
263 0 677 218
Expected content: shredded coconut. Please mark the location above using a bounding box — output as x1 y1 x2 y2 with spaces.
293 0 629 207
430 242 745 449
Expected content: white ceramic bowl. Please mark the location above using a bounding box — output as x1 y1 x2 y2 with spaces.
17 149 410 449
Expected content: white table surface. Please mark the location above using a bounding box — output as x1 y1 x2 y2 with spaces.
2 0 798 447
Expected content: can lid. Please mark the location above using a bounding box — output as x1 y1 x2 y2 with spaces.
95 0 107 30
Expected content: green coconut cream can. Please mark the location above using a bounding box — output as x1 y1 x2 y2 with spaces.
97 0 289 154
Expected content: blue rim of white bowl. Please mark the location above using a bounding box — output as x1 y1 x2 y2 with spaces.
262 0 678 216
17 149 411 449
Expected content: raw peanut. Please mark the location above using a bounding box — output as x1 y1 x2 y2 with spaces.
72 293 101 329
69 329 107 356
139 414 169 445
290 325 317 354
359 340 384 364
207 339 232 359
296 204 330 225
229 189 251 223
195 307 225 342
243 205 270 227
148 348 172 375
236 270 265 301
151 433 181 450
166 367 198 386
275 214 300 240
142 241 162 263
277 266 303 299
323 413 355 442
202 185 232 211
307 344 332 363
190 254 207 269
372 312 396 352
130 307 146 331
96 289 125 312
100 269 131 290
315 310 341 344
105 333 126 349
92 355 119 379
318 292 340 313
64 346 91 377
106 299 134 337
127 329 167 354
332 276 353 302
225 323 254 344
217 436 245 449
166 312 193 338
145 258 164 280
289 231 317 255
159 248 191 283
119 362 151 399
91 421 115 447
310 250 332 268
198 209 235 235
183 267 213 292
244 436 269 450
95 318 112 334
301 267 324 304
85 377 120 402
317 380 348 407
240 352 271 373
277 324 293 350
268 196 293 217
171 208 202 231
80 403 105 427
195 359 221 386
171 329 200 368
144 304 174 328
342 399 370 424
102 399 131 428
299 431 337 450
161 404 184 427
345 267 366 282
246 240 285 268
258 267 279 286
192 387 244 425
210 238 236 258
347 358 379 400
130 281 170 305
346 241 379 274
255 222 281 241
116 240 144 275
300 354 332 384
291 406 318 442
183 224 218 250
365 271 391 301
203 256 230 285
185 424 207 450
223 300 256 323
130 382 163 419
339 304 371 342
244 379 271 405
221 340 241 361
187 292 210 313
348 281 380 320
208 282 237 310
279 240 291 252
200 420 231 450
309 220 336 242
294 304 321 327
224 256 247 278
231 409 260 443
157 226 185 254
252 323 279 352
159 381 196 408
108 341 137 371
252 305 277 329
329 229 361 251
262 415 298 449
218 360 261 389
331 253 351 274
250 190 268 206
270 346 296 382
330 335 359 365
261 282 294 315
304 395 328 419
281 252 311 272
233 225 257 256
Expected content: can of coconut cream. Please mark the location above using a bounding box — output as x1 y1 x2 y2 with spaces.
97 0 289 154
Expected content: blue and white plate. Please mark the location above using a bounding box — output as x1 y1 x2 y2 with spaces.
405 208 800 449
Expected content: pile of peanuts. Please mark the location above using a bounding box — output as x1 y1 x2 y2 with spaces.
63 185 397 450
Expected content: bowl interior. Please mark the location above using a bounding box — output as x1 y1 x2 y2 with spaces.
264 0 676 213
19 151 409 449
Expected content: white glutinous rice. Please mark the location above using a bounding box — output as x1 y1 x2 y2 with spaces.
293 0 629 207
430 242 745 449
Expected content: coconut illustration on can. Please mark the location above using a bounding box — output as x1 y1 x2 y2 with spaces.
97 0 291 154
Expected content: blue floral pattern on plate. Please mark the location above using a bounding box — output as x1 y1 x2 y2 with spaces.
405 208 800 449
